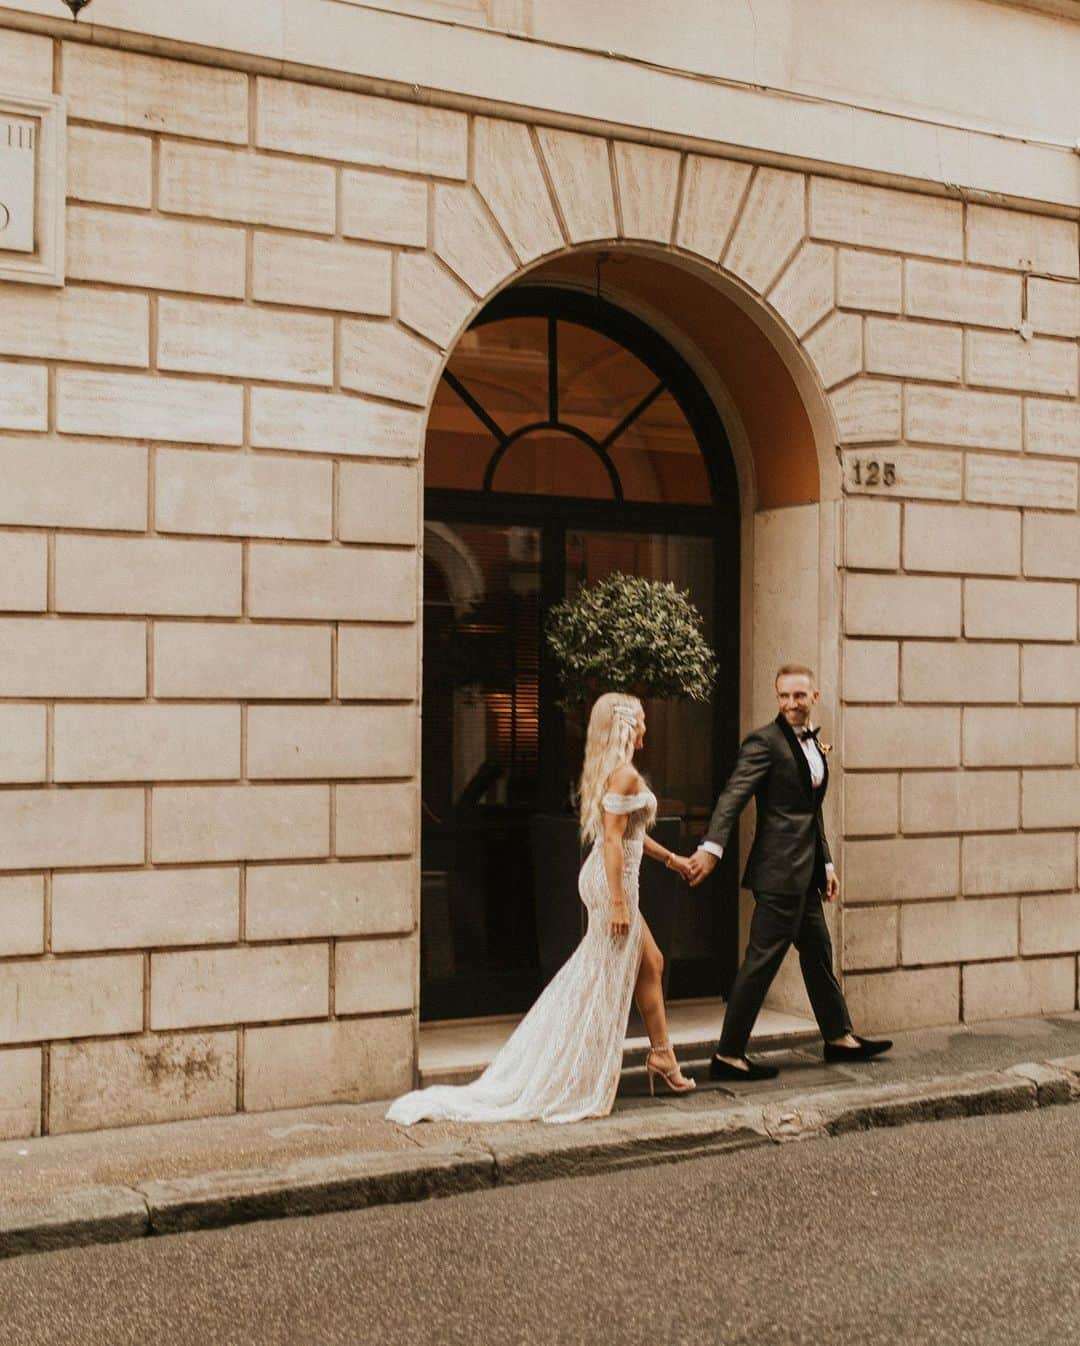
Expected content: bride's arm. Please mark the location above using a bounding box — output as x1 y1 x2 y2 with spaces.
601 807 631 936
602 764 643 935
643 834 694 877
642 834 692 876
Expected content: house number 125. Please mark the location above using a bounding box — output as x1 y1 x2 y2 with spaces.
851 459 896 488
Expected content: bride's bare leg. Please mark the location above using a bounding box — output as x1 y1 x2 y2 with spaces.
634 919 690 1083
633 918 667 1044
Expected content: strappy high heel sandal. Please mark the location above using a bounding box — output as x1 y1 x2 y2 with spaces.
645 1041 696 1095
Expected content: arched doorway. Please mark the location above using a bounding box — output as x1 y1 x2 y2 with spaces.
420 283 742 1021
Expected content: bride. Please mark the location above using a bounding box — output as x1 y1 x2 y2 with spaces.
386 692 696 1125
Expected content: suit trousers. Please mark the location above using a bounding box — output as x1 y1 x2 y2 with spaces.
717 886 852 1057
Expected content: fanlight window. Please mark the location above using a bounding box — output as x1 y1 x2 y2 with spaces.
426 313 712 505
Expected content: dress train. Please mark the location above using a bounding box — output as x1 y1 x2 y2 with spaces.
386 790 656 1125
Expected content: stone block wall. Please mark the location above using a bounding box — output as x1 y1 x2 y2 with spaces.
0 36 434 1138
842 496 1080 1031
823 186 1080 1035
0 24 1078 1136
840 318 1080 1034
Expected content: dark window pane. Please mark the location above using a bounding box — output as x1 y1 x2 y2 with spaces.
421 521 544 1018
557 320 657 432
424 376 492 491
610 388 712 504
564 530 718 973
450 317 549 425
490 430 614 498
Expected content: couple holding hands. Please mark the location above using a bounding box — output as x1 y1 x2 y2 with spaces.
388 665 890 1127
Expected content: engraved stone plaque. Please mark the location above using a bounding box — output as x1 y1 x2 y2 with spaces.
0 92 65 286
0 113 37 253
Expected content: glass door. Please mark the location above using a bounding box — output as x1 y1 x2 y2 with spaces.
420 521 545 1020
564 529 729 999
420 516 734 1020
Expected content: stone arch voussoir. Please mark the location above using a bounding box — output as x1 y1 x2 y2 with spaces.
392 117 893 491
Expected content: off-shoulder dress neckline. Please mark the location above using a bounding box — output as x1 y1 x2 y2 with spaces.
601 789 655 814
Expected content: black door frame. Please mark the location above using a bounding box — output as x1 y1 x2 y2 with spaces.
423 285 743 1006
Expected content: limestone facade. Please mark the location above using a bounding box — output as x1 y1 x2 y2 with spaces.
0 6 1078 1137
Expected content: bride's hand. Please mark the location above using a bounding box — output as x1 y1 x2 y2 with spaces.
667 854 693 880
609 900 630 936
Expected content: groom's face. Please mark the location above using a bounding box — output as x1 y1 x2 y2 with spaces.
776 673 819 728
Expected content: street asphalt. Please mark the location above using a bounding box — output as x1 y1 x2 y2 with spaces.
2 1103 1078 1346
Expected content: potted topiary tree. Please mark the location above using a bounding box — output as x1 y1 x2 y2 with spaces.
545 572 718 709
532 573 717 989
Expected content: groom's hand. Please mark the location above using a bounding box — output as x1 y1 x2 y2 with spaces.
824 867 840 902
687 848 718 887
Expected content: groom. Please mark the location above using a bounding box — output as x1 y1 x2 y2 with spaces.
686 664 891 1081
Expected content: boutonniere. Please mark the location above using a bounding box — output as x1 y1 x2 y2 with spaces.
818 739 832 757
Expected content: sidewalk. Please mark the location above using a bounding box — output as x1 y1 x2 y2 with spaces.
3 1013 1079 1260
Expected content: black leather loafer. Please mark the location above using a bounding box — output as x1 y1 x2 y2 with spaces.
823 1035 893 1063
709 1055 780 1082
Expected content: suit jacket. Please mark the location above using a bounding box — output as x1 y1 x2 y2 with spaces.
704 714 831 896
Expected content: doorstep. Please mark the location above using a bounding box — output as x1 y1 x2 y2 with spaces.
418 999 818 1087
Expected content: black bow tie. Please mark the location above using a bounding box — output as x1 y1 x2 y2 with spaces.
798 727 820 743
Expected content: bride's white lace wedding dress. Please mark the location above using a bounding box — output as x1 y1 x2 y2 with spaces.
386 788 656 1125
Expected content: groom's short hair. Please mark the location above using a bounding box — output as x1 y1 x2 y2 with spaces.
776 662 816 685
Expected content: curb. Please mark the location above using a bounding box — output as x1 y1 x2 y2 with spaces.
0 1185 149 1260
3 1055 1079 1262
138 1145 496 1236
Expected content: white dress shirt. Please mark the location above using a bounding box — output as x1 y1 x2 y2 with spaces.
801 728 826 789
700 725 833 870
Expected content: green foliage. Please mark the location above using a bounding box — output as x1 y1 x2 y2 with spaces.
545 572 717 708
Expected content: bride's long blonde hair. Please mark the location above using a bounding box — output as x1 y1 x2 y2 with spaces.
578 692 653 843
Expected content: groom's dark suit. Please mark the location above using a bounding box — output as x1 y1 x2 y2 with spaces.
704 713 852 1056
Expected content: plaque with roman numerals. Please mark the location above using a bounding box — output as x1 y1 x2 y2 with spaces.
1 114 37 252
0 92 65 286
